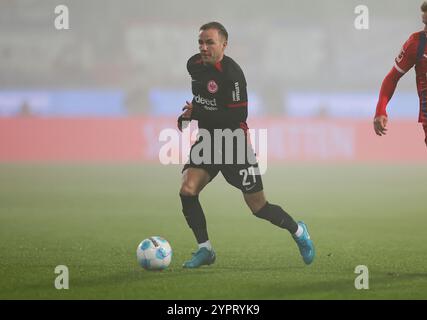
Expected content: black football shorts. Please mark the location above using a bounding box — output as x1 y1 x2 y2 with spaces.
182 137 264 194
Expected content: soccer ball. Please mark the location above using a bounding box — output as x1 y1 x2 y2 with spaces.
136 236 172 271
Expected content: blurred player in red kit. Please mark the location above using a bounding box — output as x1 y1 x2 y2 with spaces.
374 1 427 147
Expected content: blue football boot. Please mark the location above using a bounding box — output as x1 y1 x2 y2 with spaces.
293 221 315 265
183 247 216 268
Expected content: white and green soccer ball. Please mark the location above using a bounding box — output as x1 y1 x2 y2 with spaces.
136 236 172 271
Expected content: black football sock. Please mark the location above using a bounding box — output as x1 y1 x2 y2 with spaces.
254 202 298 234
180 194 209 243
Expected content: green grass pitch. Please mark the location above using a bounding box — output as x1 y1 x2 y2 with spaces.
0 163 426 299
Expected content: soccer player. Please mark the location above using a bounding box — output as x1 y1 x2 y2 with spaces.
177 22 315 268
374 2 427 147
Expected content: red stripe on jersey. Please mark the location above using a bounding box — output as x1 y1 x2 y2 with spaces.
227 102 248 108
214 61 223 72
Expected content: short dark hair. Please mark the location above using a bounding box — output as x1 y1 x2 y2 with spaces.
421 1 427 12
200 22 228 41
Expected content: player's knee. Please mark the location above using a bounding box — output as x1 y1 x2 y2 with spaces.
179 182 199 197
244 192 266 213
246 199 266 214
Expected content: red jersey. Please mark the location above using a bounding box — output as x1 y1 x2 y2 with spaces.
376 31 427 123
395 32 427 88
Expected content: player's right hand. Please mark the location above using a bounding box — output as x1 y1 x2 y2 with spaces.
177 114 190 132
181 100 193 117
373 115 388 136
177 101 193 132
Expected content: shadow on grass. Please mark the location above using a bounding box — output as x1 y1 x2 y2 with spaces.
15 265 427 299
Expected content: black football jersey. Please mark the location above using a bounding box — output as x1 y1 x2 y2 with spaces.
187 54 248 130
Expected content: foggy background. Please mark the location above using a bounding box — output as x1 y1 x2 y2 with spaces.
0 0 423 118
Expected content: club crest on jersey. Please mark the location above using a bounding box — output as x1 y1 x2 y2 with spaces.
207 80 218 93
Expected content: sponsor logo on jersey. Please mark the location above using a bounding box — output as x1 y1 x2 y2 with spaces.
194 94 218 110
232 81 241 102
207 80 218 93
396 48 405 63
202 105 218 111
